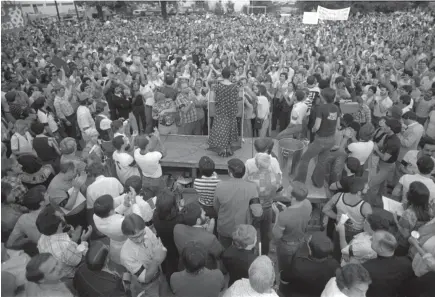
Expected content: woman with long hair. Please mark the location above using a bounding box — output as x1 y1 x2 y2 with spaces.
208 67 240 157
394 181 431 256
152 189 181 284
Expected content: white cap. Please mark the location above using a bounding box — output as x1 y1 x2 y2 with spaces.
100 118 112 131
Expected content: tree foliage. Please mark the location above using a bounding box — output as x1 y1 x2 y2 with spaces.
225 0 235 13
161 1 167 20
75 1 128 20
296 1 424 13
214 0 225 15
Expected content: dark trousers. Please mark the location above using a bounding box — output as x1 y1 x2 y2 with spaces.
65 113 79 139
133 106 147 133
259 207 273 255
142 176 166 200
271 98 291 132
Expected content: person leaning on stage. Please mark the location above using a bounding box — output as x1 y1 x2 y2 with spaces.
134 131 167 200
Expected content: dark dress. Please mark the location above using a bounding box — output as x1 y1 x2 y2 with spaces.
208 82 240 152
153 212 180 283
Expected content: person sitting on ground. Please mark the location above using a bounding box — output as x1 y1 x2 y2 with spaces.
170 241 225 297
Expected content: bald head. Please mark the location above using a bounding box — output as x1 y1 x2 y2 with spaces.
371 230 397 256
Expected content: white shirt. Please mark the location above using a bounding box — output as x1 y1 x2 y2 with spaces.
86 175 124 209
120 227 166 283
256 95 270 119
11 132 34 155
112 151 140 185
290 101 308 125
134 149 162 178
113 194 156 223
402 150 435 175
399 173 435 207
348 141 374 165
223 278 279 297
244 154 282 182
373 96 393 117
93 203 140 264
139 83 155 106
37 110 59 133
76 105 95 132
321 278 348 297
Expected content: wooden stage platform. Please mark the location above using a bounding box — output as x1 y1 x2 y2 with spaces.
160 135 327 201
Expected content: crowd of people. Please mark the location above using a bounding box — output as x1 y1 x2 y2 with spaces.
2 5 435 297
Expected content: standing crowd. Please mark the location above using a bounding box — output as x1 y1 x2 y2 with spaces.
2 6 435 297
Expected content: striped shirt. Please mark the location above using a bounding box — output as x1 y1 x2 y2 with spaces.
194 175 220 207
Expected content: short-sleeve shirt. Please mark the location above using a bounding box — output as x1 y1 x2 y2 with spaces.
316 103 339 137
134 149 163 178
278 199 312 243
37 110 59 133
381 134 401 163
112 151 140 185
120 227 164 280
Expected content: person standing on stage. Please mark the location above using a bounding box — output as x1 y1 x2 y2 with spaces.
208 67 240 157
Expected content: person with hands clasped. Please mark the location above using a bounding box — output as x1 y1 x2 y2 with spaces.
36 204 92 279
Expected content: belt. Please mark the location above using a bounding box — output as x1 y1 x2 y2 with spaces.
280 238 305 245
143 270 160 285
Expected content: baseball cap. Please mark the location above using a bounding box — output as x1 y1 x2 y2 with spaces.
99 118 112 131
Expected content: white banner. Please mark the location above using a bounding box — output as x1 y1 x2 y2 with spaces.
303 12 319 24
317 6 350 21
